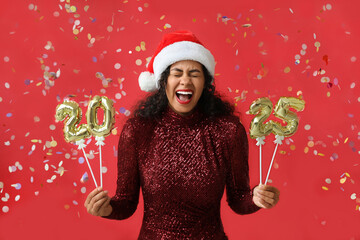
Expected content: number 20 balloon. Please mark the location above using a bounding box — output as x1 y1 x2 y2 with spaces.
55 96 115 142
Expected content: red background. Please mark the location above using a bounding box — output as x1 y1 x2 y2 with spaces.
1 0 359 239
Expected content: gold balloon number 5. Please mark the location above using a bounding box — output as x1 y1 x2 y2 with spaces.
249 97 305 139
55 96 115 142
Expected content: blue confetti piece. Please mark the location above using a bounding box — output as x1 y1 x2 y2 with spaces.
119 107 126 113
6 113 12 117
92 56 97 63
24 79 30 85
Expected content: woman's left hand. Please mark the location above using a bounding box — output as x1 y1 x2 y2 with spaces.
253 184 280 209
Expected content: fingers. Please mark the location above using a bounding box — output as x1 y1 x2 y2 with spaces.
92 195 110 215
84 187 103 207
84 187 110 216
253 184 280 209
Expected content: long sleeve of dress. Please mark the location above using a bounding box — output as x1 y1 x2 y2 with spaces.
102 119 140 220
225 120 261 215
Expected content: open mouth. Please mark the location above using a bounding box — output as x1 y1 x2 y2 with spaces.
176 90 193 104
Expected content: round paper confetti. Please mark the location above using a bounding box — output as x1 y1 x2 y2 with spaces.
351 193 356 200
5 82 10 88
53 11 60 17
4 56 9 62
49 124 56 130
325 178 331 184
135 59 142 66
114 63 121 69
350 56 357 62
304 124 311 131
2 206 9 213
28 4 35 10
115 93 122 99
70 6 77 12
284 67 291 73
81 187 86 194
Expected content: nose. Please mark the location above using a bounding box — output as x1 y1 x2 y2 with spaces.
179 74 192 85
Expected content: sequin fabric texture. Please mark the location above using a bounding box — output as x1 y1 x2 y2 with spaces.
103 107 260 239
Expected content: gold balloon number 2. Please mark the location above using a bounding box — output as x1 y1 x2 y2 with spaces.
55 96 115 142
249 97 305 139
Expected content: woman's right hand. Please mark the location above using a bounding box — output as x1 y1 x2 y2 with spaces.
84 187 113 217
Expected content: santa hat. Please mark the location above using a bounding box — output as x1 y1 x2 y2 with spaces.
138 30 215 92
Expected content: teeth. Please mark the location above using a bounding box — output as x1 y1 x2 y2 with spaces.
176 91 193 95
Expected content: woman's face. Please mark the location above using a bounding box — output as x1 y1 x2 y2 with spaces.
165 60 205 116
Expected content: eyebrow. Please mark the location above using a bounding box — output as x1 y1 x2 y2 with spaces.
170 68 201 73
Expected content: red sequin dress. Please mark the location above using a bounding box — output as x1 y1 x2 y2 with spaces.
103 106 260 239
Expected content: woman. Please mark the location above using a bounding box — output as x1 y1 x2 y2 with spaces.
84 30 280 239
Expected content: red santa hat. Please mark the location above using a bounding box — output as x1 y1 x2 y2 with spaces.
138 30 215 92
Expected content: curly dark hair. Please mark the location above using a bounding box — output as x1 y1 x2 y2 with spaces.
133 64 235 119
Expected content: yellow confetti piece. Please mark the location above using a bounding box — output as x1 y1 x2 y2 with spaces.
64 204 70 210
244 32 247 38
70 6 77 13
322 186 328 191
36 82 42 86
284 66 291 73
87 33 91 40
50 140 57 147
356 205 359 211
344 138 349 144
279 150 287 154
140 41 146 51
345 172 350 177
31 139 38 143
290 145 296 151
46 153 53 156
112 128 118 135
340 177 347 184
73 29 79 35
84 5 89 12
160 15 165 20
192 18 196 22
288 86 293 92
317 153 325 156
308 141 314 147
135 46 141 52
60 170 65 176
304 147 309 153
144 21 150 24
327 92 331 97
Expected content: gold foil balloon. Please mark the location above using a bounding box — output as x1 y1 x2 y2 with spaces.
249 97 274 139
55 101 90 142
271 97 305 137
86 96 115 137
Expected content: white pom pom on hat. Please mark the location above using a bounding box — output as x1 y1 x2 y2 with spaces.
138 30 215 92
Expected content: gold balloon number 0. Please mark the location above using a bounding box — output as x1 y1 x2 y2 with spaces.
55 96 115 142
249 97 305 139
